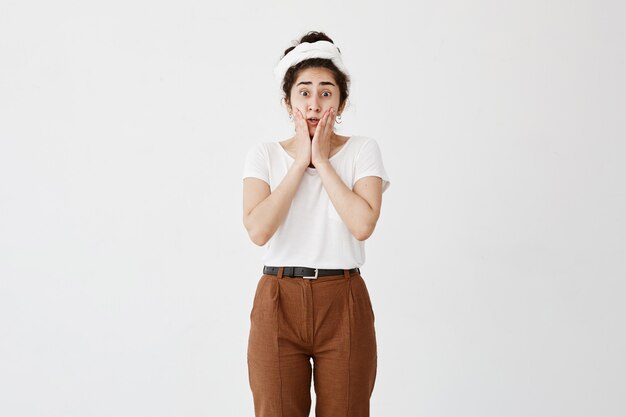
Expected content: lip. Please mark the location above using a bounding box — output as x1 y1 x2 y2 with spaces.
307 118 319 126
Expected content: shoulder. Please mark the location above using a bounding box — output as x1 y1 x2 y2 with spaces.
246 141 273 152
348 136 383 155
245 141 282 157
348 135 378 145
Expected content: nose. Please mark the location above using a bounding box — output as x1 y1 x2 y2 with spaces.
308 96 321 113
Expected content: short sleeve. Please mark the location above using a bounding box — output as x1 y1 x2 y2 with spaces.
242 143 270 185
354 138 391 193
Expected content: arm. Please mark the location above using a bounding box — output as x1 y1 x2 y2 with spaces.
316 161 383 241
243 108 316 246
309 108 385 241
243 161 308 246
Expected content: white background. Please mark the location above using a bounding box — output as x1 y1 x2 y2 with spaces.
1 0 625 416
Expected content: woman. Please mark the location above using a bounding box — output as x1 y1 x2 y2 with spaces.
242 31 390 417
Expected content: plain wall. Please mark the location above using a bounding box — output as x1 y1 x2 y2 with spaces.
1 0 624 416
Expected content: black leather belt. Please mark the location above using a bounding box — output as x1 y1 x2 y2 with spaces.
263 266 360 279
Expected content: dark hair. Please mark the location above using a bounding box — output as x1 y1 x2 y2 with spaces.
281 31 350 112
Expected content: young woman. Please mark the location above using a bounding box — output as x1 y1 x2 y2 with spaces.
242 31 390 417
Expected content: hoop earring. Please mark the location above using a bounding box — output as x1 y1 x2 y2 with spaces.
335 114 342 124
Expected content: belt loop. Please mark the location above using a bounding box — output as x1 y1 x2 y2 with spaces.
277 267 284 280
343 269 350 280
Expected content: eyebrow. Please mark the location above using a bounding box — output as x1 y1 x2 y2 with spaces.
296 81 336 87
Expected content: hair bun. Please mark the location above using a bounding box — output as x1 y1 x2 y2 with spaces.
283 31 337 58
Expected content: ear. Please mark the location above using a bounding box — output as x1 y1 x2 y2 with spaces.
338 101 346 115
283 97 292 113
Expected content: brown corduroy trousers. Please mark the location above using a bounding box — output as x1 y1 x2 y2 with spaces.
247 267 377 417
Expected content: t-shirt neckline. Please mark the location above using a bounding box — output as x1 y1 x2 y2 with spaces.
276 136 353 166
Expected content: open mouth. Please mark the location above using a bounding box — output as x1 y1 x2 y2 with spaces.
307 118 320 126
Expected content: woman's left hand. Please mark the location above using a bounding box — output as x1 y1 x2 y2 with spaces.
311 108 335 167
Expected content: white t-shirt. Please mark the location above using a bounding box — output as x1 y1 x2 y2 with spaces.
242 135 390 269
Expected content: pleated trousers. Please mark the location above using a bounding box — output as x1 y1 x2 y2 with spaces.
247 267 377 417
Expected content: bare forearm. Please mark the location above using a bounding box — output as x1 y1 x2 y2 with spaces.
245 162 308 245
316 161 379 240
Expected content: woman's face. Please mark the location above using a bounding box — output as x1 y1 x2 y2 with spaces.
288 67 343 138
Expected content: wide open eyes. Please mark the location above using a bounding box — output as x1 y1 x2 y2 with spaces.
299 90 332 97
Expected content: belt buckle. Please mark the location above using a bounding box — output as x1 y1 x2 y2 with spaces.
303 268 318 279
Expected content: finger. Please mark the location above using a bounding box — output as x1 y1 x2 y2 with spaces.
300 109 309 130
328 108 336 135
324 108 331 125
319 109 329 131
295 109 306 132
312 109 327 142
321 108 332 138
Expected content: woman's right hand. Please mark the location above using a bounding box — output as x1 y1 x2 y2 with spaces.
293 108 312 168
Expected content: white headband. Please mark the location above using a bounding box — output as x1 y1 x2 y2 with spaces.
273 40 350 85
